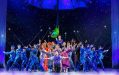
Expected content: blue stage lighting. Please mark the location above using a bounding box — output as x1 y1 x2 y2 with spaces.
27 0 90 10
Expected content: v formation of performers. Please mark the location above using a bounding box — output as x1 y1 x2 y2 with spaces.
4 35 108 72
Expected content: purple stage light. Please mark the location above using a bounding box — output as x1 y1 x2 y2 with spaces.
111 0 119 67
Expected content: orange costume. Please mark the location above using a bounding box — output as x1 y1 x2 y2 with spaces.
43 54 48 71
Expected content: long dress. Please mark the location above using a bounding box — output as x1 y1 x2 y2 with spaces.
61 50 70 69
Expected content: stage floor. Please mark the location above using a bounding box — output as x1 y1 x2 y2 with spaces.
0 71 118 75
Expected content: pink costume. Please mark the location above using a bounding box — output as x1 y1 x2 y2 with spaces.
61 49 70 69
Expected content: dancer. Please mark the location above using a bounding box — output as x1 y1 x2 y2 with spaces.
28 44 40 72
52 51 62 72
11 44 22 71
39 45 47 71
67 43 76 71
3 45 16 71
21 47 28 71
80 44 87 72
56 35 64 47
5 36 108 72
91 47 98 71
47 49 53 72
84 44 93 72
61 45 70 72
96 46 106 70
44 50 68 72
74 43 80 71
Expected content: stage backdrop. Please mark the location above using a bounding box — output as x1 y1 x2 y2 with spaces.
0 0 7 63
112 0 119 68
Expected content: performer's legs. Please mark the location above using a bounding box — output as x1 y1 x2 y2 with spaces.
48 64 52 72
54 64 60 73
33 59 40 71
83 62 88 72
21 59 27 71
99 59 104 70
26 60 30 71
75 61 80 71
6 59 13 71
69 57 75 71
11 58 21 71
91 59 98 72
29 61 35 71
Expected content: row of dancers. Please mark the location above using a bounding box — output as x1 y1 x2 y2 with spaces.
4 35 109 72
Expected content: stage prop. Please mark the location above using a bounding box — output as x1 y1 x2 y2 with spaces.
51 26 59 38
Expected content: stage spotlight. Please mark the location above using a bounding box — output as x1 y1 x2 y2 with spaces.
8 28 11 31
73 30 76 33
40 29 43 32
104 25 107 28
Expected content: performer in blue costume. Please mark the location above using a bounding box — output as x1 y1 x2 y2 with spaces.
84 44 94 71
25 46 32 71
92 47 98 71
56 35 63 47
11 44 22 70
21 48 28 71
96 46 105 70
3 45 16 71
80 44 87 72
27 44 40 72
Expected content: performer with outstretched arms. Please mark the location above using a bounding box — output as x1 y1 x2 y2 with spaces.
96 46 109 70
52 51 62 72
44 50 69 72
3 45 16 71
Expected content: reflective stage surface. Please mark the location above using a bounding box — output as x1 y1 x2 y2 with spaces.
0 70 118 75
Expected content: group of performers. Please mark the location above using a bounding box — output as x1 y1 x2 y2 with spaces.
4 35 108 72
